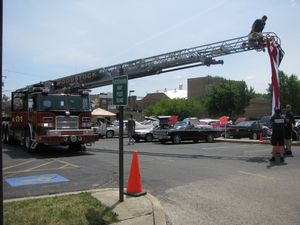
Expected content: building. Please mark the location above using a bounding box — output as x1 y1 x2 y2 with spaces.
244 97 271 118
90 92 113 110
188 75 223 100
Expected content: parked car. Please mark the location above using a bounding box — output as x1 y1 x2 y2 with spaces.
133 125 158 142
106 120 154 138
259 115 272 128
132 116 177 142
226 120 270 140
153 118 221 144
92 123 107 137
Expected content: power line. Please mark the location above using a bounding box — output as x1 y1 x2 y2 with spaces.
3 69 41 77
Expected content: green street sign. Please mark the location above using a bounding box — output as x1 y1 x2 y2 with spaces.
113 75 128 106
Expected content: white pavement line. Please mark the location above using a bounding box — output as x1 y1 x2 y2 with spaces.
239 171 274 180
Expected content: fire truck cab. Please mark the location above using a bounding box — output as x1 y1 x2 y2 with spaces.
4 84 99 152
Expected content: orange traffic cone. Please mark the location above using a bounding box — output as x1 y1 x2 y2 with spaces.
259 132 263 142
125 151 147 197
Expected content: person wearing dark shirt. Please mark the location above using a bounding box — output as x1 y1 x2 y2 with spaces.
251 15 267 33
248 15 267 48
270 108 285 162
284 104 295 156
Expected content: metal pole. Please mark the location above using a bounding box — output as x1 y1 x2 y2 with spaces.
0 0 4 223
119 106 124 202
119 67 124 202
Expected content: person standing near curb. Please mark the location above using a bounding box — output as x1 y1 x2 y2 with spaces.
284 104 295 156
270 108 285 162
127 114 136 145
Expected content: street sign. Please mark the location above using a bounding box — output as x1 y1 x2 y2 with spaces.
113 75 128 106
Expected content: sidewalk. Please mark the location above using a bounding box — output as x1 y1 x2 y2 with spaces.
91 188 166 225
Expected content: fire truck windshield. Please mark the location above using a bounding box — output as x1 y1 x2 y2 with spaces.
37 95 90 111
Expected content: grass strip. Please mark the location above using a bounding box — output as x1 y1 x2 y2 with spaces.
4 192 118 225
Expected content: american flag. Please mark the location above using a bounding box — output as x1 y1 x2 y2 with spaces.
267 41 283 115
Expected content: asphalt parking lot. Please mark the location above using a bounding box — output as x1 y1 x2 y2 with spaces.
3 139 300 225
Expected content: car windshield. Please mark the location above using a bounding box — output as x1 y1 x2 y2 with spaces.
173 121 187 129
38 95 90 111
236 121 255 127
182 118 200 126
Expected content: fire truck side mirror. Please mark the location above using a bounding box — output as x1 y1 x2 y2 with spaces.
28 98 34 109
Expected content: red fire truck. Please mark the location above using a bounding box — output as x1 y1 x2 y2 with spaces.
2 82 99 152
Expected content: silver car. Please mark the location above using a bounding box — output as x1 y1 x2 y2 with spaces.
133 126 158 142
105 120 153 138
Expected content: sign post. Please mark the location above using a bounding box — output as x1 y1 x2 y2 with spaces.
113 75 128 202
113 75 128 106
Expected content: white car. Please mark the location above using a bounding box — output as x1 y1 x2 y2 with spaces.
106 120 154 138
133 126 158 142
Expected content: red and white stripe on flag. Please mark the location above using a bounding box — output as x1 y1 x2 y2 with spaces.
267 41 280 115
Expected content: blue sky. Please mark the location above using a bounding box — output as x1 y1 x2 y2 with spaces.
3 0 300 97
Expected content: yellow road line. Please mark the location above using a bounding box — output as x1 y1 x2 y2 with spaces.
53 159 80 168
239 171 274 180
3 159 36 170
25 161 54 172
4 166 78 175
4 159 80 175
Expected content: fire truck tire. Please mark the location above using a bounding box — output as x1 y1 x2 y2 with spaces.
4 127 14 144
69 143 85 151
1 126 6 143
25 129 33 152
4 127 12 144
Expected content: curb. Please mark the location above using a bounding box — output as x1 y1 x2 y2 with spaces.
146 193 167 225
215 138 300 146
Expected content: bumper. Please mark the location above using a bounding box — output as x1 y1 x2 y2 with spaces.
38 134 99 144
153 134 171 140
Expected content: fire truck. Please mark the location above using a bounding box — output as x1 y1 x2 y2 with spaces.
2 32 284 152
2 82 98 152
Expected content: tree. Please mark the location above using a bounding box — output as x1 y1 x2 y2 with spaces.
205 79 255 117
267 70 300 114
143 98 205 119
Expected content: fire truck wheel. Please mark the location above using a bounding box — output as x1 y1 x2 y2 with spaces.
25 129 33 152
69 143 85 151
1 126 5 143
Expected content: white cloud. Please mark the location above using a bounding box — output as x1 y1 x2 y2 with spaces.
289 0 296 7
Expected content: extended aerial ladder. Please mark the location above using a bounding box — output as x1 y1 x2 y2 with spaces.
39 32 283 93
5 33 284 152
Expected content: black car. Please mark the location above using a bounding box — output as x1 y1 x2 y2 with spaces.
227 120 268 140
153 119 221 144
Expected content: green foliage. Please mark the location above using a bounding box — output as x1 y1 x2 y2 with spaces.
267 70 300 114
205 79 255 117
144 98 205 119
